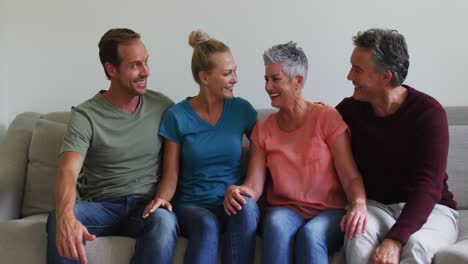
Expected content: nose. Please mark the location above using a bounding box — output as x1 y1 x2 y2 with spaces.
231 71 238 84
265 79 272 92
141 64 150 77
346 68 353 81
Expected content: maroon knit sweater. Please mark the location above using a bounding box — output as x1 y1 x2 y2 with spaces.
336 85 456 244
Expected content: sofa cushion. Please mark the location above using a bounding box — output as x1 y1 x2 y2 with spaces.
433 239 468 264
85 236 135 264
447 126 468 210
457 210 468 241
21 119 66 217
0 214 48 263
446 107 468 126
433 209 468 264
42 111 71 125
0 112 42 220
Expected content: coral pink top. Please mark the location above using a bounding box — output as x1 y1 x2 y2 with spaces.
251 103 348 219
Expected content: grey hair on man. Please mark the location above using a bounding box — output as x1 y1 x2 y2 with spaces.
263 41 308 87
353 28 410 87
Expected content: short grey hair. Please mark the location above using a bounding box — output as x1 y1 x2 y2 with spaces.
353 28 409 86
263 41 308 87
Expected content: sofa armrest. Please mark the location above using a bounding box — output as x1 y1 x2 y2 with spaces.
0 112 42 221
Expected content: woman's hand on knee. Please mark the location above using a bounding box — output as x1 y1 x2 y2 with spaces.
143 197 173 218
341 201 368 239
223 185 254 216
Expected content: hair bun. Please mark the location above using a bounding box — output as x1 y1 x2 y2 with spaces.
188 30 211 48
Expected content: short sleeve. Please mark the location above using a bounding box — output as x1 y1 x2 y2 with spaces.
250 120 267 155
60 109 92 157
320 106 348 147
239 98 257 138
159 108 181 143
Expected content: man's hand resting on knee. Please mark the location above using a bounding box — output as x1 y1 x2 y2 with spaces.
370 238 403 264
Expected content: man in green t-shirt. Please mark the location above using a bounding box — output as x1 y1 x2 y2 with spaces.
46 28 177 264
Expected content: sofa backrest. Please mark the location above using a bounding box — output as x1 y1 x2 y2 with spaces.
21 112 70 217
445 107 468 209
0 112 70 220
1 107 467 219
0 113 42 220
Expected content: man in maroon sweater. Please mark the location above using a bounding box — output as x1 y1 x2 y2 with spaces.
336 28 458 264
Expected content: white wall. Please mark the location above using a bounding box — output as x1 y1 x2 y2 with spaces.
0 0 8 138
2 0 468 132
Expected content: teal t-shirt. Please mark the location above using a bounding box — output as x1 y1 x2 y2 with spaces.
60 90 174 201
159 97 257 208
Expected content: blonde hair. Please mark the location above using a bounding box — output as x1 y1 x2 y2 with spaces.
189 30 230 84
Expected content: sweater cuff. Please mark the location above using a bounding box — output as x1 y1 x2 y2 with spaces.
385 225 411 244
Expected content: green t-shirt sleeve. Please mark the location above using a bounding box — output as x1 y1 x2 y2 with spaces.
60 109 92 157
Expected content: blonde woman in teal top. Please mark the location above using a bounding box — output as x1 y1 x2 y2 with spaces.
143 30 259 264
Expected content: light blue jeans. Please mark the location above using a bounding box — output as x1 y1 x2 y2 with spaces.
46 195 179 264
262 207 345 264
174 196 259 264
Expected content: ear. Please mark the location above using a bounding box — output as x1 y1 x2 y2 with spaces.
105 62 117 78
382 69 393 84
199 71 209 86
295 75 304 90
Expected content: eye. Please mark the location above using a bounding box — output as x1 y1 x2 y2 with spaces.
353 66 362 74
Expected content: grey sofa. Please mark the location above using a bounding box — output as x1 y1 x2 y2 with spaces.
0 107 467 264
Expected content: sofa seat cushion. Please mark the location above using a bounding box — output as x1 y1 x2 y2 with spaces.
433 210 468 263
85 236 193 264
22 119 66 217
0 214 48 263
433 239 468 264
458 210 468 241
85 236 134 264
0 213 191 264
86 236 340 264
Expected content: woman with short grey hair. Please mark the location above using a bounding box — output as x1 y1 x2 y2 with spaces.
225 41 368 264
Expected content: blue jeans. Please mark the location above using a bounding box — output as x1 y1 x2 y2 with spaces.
174 196 259 264
46 196 179 264
261 207 345 264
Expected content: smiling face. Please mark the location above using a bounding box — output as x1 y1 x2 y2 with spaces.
264 63 302 109
347 48 386 102
107 38 149 96
202 52 238 99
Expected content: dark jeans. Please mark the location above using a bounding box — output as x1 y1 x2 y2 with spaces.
46 195 179 264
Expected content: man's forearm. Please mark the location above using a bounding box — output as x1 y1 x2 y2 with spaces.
54 152 84 219
55 170 78 218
